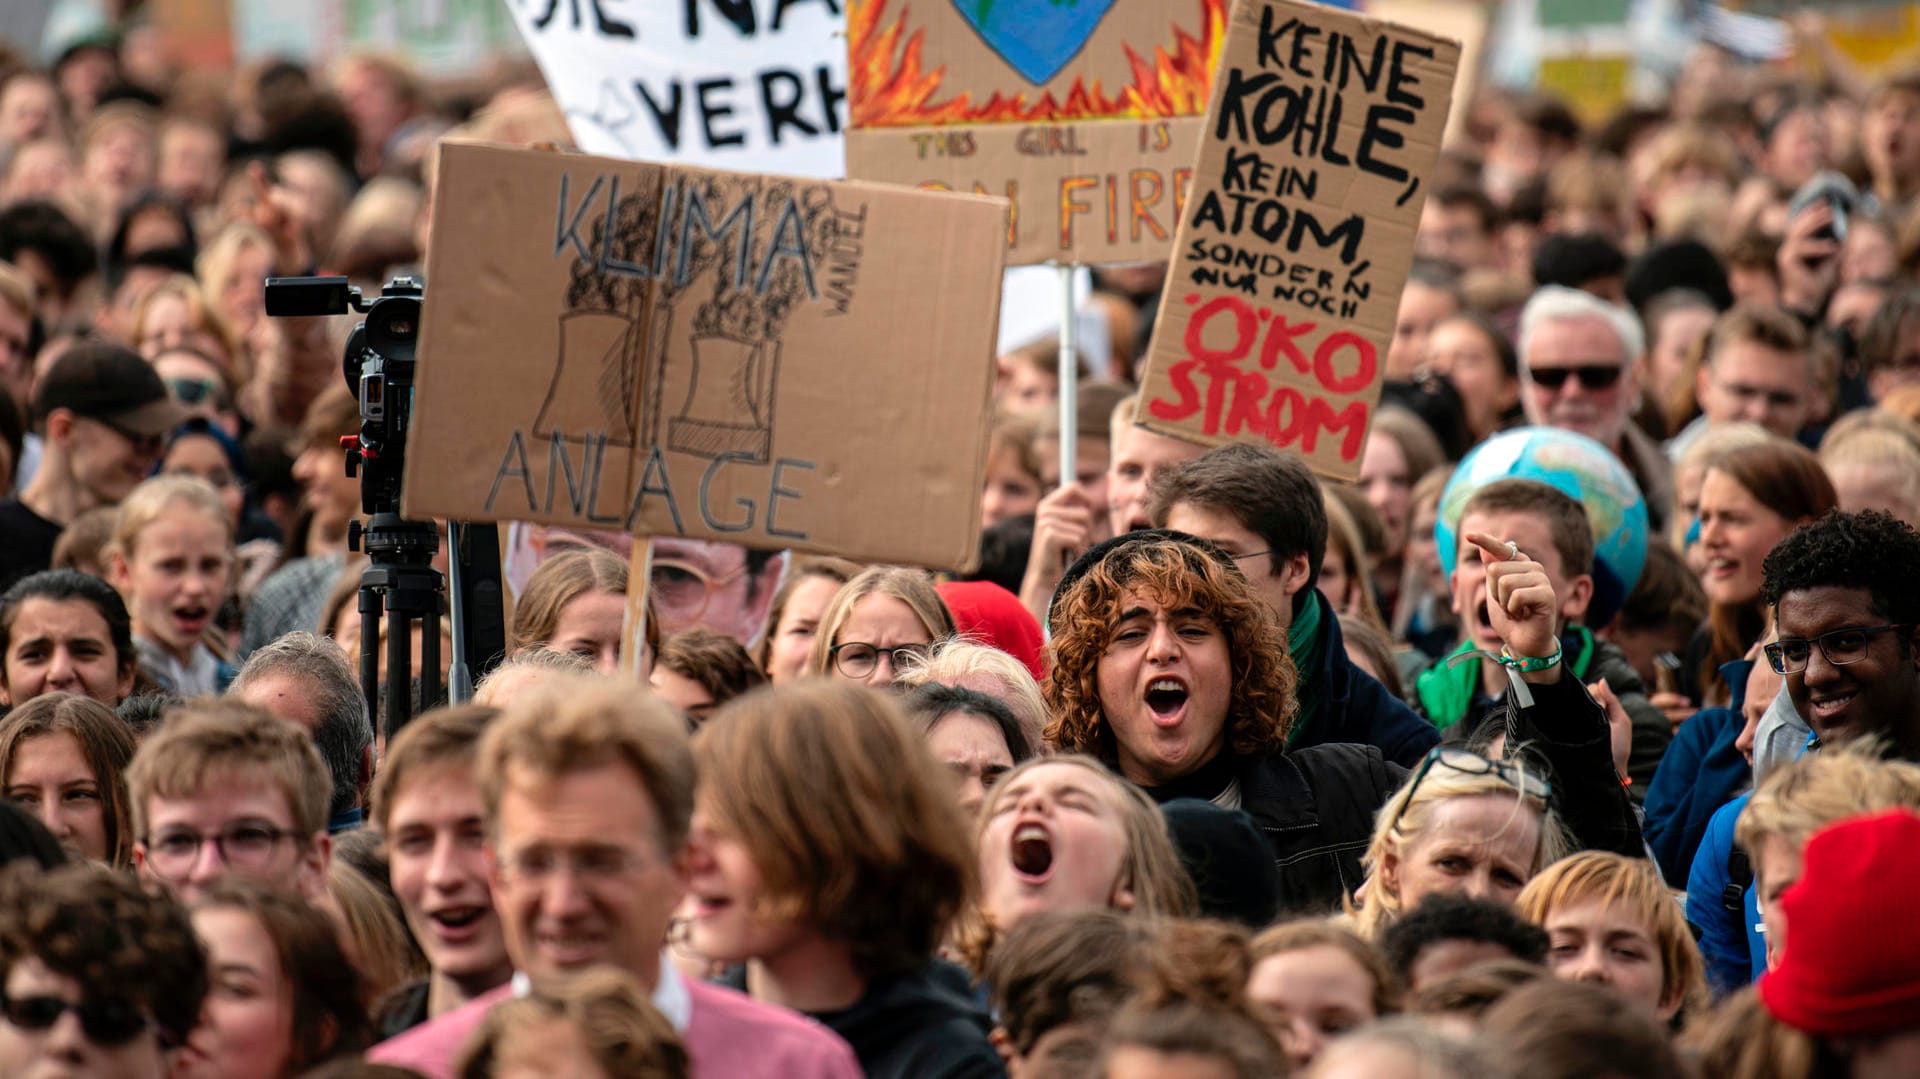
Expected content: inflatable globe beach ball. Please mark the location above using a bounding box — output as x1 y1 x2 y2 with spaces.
1435 427 1650 628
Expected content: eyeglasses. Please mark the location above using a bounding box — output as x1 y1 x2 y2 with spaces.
1764 624 1912 674
1 992 154 1047
649 557 748 623
1382 747 1553 837
1526 364 1623 391
495 844 651 885
830 641 931 679
1228 548 1273 566
140 823 302 879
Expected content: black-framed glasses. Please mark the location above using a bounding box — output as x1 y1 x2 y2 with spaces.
1382 747 1553 836
140 823 302 879
1764 624 1912 674
649 557 748 623
1 992 153 1047
1227 548 1273 566
830 641 930 679
1527 364 1623 391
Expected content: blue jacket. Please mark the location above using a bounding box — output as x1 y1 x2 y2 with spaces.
1644 660 1754 885
1289 601 1439 769
1686 793 1767 999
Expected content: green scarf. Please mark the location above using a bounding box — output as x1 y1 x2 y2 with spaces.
1414 626 1596 731
1286 589 1326 746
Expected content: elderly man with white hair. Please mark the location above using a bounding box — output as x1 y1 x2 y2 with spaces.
1517 285 1673 534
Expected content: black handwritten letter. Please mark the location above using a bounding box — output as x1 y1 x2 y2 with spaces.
695 78 746 149
633 80 685 150
773 0 839 30
486 432 536 514
625 446 685 533
686 0 755 38
1357 104 1414 183
699 452 758 532
1386 40 1433 108
592 0 635 38
759 70 818 144
1254 9 1299 71
758 196 819 298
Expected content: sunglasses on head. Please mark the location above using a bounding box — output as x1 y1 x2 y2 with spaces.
1527 364 1623 391
1 991 154 1048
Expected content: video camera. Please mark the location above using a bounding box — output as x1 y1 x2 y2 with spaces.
263 275 420 514
262 275 503 729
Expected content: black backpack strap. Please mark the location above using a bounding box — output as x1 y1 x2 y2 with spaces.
1724 846 1753 915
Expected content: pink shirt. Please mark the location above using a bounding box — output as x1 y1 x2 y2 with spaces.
369 964 861 1079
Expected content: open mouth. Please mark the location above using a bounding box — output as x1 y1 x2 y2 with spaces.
174 604 210 625
1011 824 1054 882
1145 678 1188 719
430 907 486 931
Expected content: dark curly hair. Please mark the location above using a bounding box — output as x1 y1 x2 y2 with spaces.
1378 892 1550 984
1043 533 1296 762
1761 509 1920 624
0 863 206 1046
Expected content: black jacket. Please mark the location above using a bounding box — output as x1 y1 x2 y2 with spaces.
1503 668 1646 859
1233 744 1407 914
727 960 1004 1079
1289 597 1439 768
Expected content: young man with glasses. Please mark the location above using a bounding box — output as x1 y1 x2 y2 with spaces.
126 700 333 904
0 341 184 588
1687 509 1920 994
1517 285 1674 535
1145 442 1439 767
0 863 207 1079
371 673 862 1077
1670 306 1817 456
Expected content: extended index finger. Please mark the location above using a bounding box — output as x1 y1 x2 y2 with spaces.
1463 530 1515 563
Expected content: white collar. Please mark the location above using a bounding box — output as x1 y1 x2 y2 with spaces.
509 952 692 1033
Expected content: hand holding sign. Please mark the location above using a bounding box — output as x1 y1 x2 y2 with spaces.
1463 530 1559 679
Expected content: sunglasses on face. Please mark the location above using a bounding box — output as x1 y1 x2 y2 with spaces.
165 377 224 408
1 991 153 1048
1527 364 1623 391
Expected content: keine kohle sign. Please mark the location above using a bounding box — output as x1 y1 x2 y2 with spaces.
1133 0 1459 482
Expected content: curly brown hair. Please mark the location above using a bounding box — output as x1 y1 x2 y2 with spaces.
0 863 207 1047
1043 535 1297 761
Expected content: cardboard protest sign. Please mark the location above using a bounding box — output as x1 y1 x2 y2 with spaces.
1132 0 1459 482
403 142 1008 571
1368 0 1485 144
509 0 845 176
844 0 1225 266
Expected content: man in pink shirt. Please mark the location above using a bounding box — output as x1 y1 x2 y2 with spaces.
370 674 860 1078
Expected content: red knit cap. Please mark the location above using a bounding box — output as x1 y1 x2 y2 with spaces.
1759 808 1920 1037
936 580 1046 679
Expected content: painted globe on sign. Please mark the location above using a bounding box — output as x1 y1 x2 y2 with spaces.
1435 426 1650 627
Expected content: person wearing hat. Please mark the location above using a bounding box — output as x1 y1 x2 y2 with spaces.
1758 808 1920 1075
0 340 183 588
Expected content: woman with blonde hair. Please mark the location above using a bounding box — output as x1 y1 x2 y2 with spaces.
508 547 627 674
960 754 1195 974
0 692 136 865
1349 746 1570 940
804 566 956 690
685 680 998 1075
325 857 426 1014
1515 851 1707 1027
130 272 239 370
1817 417 1920 528
896 637 1048 751
1321 489 1388 634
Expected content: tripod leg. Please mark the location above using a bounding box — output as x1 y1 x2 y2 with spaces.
359 587 383 736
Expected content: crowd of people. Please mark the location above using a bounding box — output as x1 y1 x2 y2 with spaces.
1 6 1920 1079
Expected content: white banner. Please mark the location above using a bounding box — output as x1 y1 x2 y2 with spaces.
506 0 847 177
